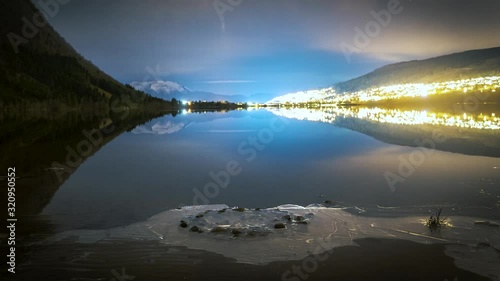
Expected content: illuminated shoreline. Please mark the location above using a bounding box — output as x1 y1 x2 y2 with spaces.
267 76 500 105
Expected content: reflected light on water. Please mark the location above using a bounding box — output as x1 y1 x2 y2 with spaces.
268 107 500 130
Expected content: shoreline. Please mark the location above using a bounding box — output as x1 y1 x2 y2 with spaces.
11 204 498 280
8 237 495 281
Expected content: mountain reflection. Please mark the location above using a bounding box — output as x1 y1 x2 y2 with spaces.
132 120 189 135
129 109 252 136
267 107 500 157
268 107 500 130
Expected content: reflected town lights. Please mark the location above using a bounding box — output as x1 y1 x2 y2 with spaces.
268 107 500 130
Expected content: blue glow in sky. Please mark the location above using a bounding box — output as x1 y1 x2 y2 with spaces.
40 0 500 96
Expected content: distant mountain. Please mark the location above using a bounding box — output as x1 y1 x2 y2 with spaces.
334 47 500 93
130 81 191 96
266 46 500 104
130 80 279 103
0 0 162 108
130 80 234 102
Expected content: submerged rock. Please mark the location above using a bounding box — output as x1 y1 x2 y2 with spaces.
190 226 203 233
179 220 189 228
274 223 286 229
231 229 243 236
477 242 493 248
295 215 305 221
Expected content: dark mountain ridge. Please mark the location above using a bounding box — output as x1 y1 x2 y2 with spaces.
0 0 164 109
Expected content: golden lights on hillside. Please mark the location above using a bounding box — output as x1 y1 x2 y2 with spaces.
267 76 500 105
331 76 500 103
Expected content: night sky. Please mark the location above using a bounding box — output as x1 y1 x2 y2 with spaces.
37 0 500 96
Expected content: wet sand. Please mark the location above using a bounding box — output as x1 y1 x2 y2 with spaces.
8 238 492 281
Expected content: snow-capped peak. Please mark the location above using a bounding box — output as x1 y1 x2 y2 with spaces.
130 80 191 95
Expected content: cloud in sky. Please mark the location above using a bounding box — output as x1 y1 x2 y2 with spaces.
40 0 500 95
199 80 257 84
310 0 500 61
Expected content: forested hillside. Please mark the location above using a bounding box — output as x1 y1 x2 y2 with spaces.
0 0 165 111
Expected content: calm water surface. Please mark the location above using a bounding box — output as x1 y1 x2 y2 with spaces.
42 108 500 230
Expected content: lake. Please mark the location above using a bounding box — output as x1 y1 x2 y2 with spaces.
40 107 500 232
4 106 500 280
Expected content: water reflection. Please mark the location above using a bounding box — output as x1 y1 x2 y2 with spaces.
267 107 500 157
132 120 190 135
267 107 500 130
39 109 500 233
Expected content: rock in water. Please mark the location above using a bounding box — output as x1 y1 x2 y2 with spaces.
274 223 286 229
